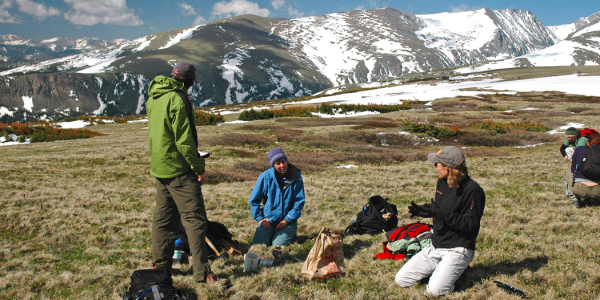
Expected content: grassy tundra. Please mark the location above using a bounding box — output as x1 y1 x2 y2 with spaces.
1 76 600 299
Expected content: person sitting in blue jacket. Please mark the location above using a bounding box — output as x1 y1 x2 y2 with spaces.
249 148 305 248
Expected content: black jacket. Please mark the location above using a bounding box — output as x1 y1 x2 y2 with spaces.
432 176 485 250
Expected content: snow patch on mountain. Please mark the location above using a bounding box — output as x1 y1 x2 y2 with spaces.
416 9 496 51
573 22 600 38
159 25 203 50
93 94 106 115
22 96 33 112
549 24 576 40
299 73 600 106
133 36 156 53
220 48 251 104
135 74 148 114
0 106 13 117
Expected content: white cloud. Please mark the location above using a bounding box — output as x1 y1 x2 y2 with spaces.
212 0 270 19
63 0 144 26
271 0 285 10
0 0 20 23
365 0 390 9
15 0 59 20
178 1 205 25
450 4 474 12
271 0 303 18
193 15 206 25
178 1 196 17
287 6 303 18
355 5 365 10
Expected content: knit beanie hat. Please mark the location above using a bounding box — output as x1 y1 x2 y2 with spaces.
268 148 287 166
565 127 579 137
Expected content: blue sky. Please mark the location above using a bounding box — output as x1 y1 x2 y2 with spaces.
1 0 599 41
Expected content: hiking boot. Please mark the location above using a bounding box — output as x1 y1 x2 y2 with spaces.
201 273 230 288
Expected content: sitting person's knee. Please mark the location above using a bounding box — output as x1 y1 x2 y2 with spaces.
426 283 452 296
394 271 415 287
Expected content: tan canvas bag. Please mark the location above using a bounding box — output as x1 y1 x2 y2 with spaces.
301 228 347 280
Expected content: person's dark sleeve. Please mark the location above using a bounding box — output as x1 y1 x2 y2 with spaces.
560 144 568 157
435 187 485 234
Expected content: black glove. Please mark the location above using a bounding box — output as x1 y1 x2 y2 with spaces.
408 201 434 218
418 199 440 218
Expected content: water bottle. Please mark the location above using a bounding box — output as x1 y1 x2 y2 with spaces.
173 238 183 263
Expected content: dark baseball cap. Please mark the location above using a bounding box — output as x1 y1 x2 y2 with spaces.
172 61 197 81
427 146 465 169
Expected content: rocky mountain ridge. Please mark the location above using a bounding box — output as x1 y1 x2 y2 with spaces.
1 7 599 122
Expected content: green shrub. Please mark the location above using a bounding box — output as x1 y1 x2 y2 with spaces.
193 111 225 126
400 118 462 139
238 109 275 121
316 103 413 115
469 120 551 133
0 121 104 143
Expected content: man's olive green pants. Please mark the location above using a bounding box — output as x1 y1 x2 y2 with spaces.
152 171 211 282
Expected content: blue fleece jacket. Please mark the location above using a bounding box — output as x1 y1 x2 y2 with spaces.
249 164 305 224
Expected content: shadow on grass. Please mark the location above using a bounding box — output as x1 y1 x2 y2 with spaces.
343 238 377 259
178 288 198 300
460 255 549 291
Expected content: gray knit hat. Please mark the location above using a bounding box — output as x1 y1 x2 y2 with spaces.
565 127 579 137
428 146 465 169
268 148 287 166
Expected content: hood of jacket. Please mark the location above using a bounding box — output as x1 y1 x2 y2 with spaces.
148 75 186 99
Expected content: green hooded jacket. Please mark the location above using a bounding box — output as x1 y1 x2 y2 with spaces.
147 75 205 178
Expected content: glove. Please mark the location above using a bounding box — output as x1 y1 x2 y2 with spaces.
408 201 434 218
418 199 440 218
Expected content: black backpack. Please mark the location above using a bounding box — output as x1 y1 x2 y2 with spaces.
345 195 398 235
580 145 600 181
123 269 187 300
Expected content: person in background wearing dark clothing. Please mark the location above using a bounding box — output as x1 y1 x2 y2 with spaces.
147 61 227 286
570 133 600 207
561 127 589 208
395 146 485 296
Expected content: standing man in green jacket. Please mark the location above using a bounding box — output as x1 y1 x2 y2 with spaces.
147 61 224 284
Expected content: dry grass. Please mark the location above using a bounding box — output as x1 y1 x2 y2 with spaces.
1 89 600 300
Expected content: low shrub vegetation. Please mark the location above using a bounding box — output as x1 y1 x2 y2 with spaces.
316 103 414 115
400 117 462 138
469 120 551 133
0 121 104 143
239 103 416 121
62 115 130 124
193 110 225 126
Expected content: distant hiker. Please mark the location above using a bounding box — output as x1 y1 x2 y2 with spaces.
570 133 600 207
561 127 588 161
147 61 226 285
395 146 485 296
249 148 305 251
561 127 589 208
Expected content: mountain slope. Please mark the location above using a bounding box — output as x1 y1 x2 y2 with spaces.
0 35 120 72
0 8 585 119
457 11 600 73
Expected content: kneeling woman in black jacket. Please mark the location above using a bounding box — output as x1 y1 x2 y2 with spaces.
395 146 486 296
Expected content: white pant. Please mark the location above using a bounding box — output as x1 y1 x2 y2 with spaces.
395 244 475 296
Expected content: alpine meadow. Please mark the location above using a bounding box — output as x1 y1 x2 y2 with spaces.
2 65 600 299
